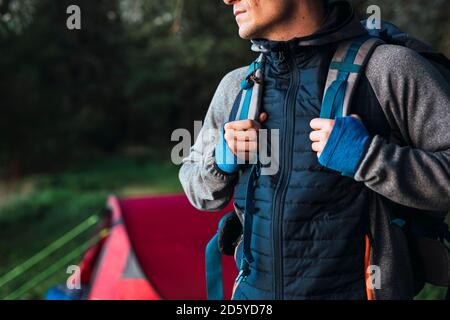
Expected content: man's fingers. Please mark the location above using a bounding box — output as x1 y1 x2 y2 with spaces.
223 114 268 158
225 119 261 131
228 139 258 154
310 118 334 131
309 130 328 142
311 141 326 153
242 130 258 142
225 129 258 142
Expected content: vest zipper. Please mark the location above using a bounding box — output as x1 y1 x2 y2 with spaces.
272 47 299 300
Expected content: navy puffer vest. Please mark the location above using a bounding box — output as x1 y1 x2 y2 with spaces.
231 1 390 300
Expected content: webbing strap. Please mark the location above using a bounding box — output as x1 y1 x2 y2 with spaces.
241 60 262 90
205 224 224 300
205 232 223 300
205 211 237 300
229 54 264 123
206 56 265 300
228 91 242 122
321 36 370 119
239 87 254 121
322 73 349 119
329 61 362 73
242 163 261 265
238 56 265 272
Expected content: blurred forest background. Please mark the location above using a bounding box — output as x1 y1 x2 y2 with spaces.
0 0 448 299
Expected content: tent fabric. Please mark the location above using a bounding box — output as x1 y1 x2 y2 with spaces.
85 194 237 300
87 196 160 300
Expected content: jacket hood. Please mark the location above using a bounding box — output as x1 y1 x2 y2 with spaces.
251 0 367 53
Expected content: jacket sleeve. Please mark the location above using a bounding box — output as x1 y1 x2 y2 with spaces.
355 45 450 211
178 67 247 211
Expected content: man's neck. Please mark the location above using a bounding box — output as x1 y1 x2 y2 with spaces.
263 1 326 41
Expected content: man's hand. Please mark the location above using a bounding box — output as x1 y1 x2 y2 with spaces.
224 112 268 161
309 118 335 158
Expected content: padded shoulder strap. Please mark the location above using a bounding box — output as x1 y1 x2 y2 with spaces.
321 36 384 119
229 54 265 122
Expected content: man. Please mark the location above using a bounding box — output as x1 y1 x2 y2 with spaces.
179 0 450 300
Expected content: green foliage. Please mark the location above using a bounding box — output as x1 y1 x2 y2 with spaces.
0 0 130 175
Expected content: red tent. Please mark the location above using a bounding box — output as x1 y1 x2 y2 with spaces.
81 194 237 300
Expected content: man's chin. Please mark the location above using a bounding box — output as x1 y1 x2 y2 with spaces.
238 32 252 40
238 27 257 40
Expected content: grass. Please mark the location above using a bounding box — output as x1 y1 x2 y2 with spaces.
0 154 182 299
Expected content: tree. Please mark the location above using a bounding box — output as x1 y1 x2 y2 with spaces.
0 0 129 176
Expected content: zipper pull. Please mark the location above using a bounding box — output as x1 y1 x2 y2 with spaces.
278 51 285 63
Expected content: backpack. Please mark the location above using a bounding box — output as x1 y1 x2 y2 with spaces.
205 20 450 300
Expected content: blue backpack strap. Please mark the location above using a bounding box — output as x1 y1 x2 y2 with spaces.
235 55 265 283
242 161 261 265
228 91 243 122
321 35 384 119
205 211 235 300
231 54 265 122
206 55 265 300
217 54 265 172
